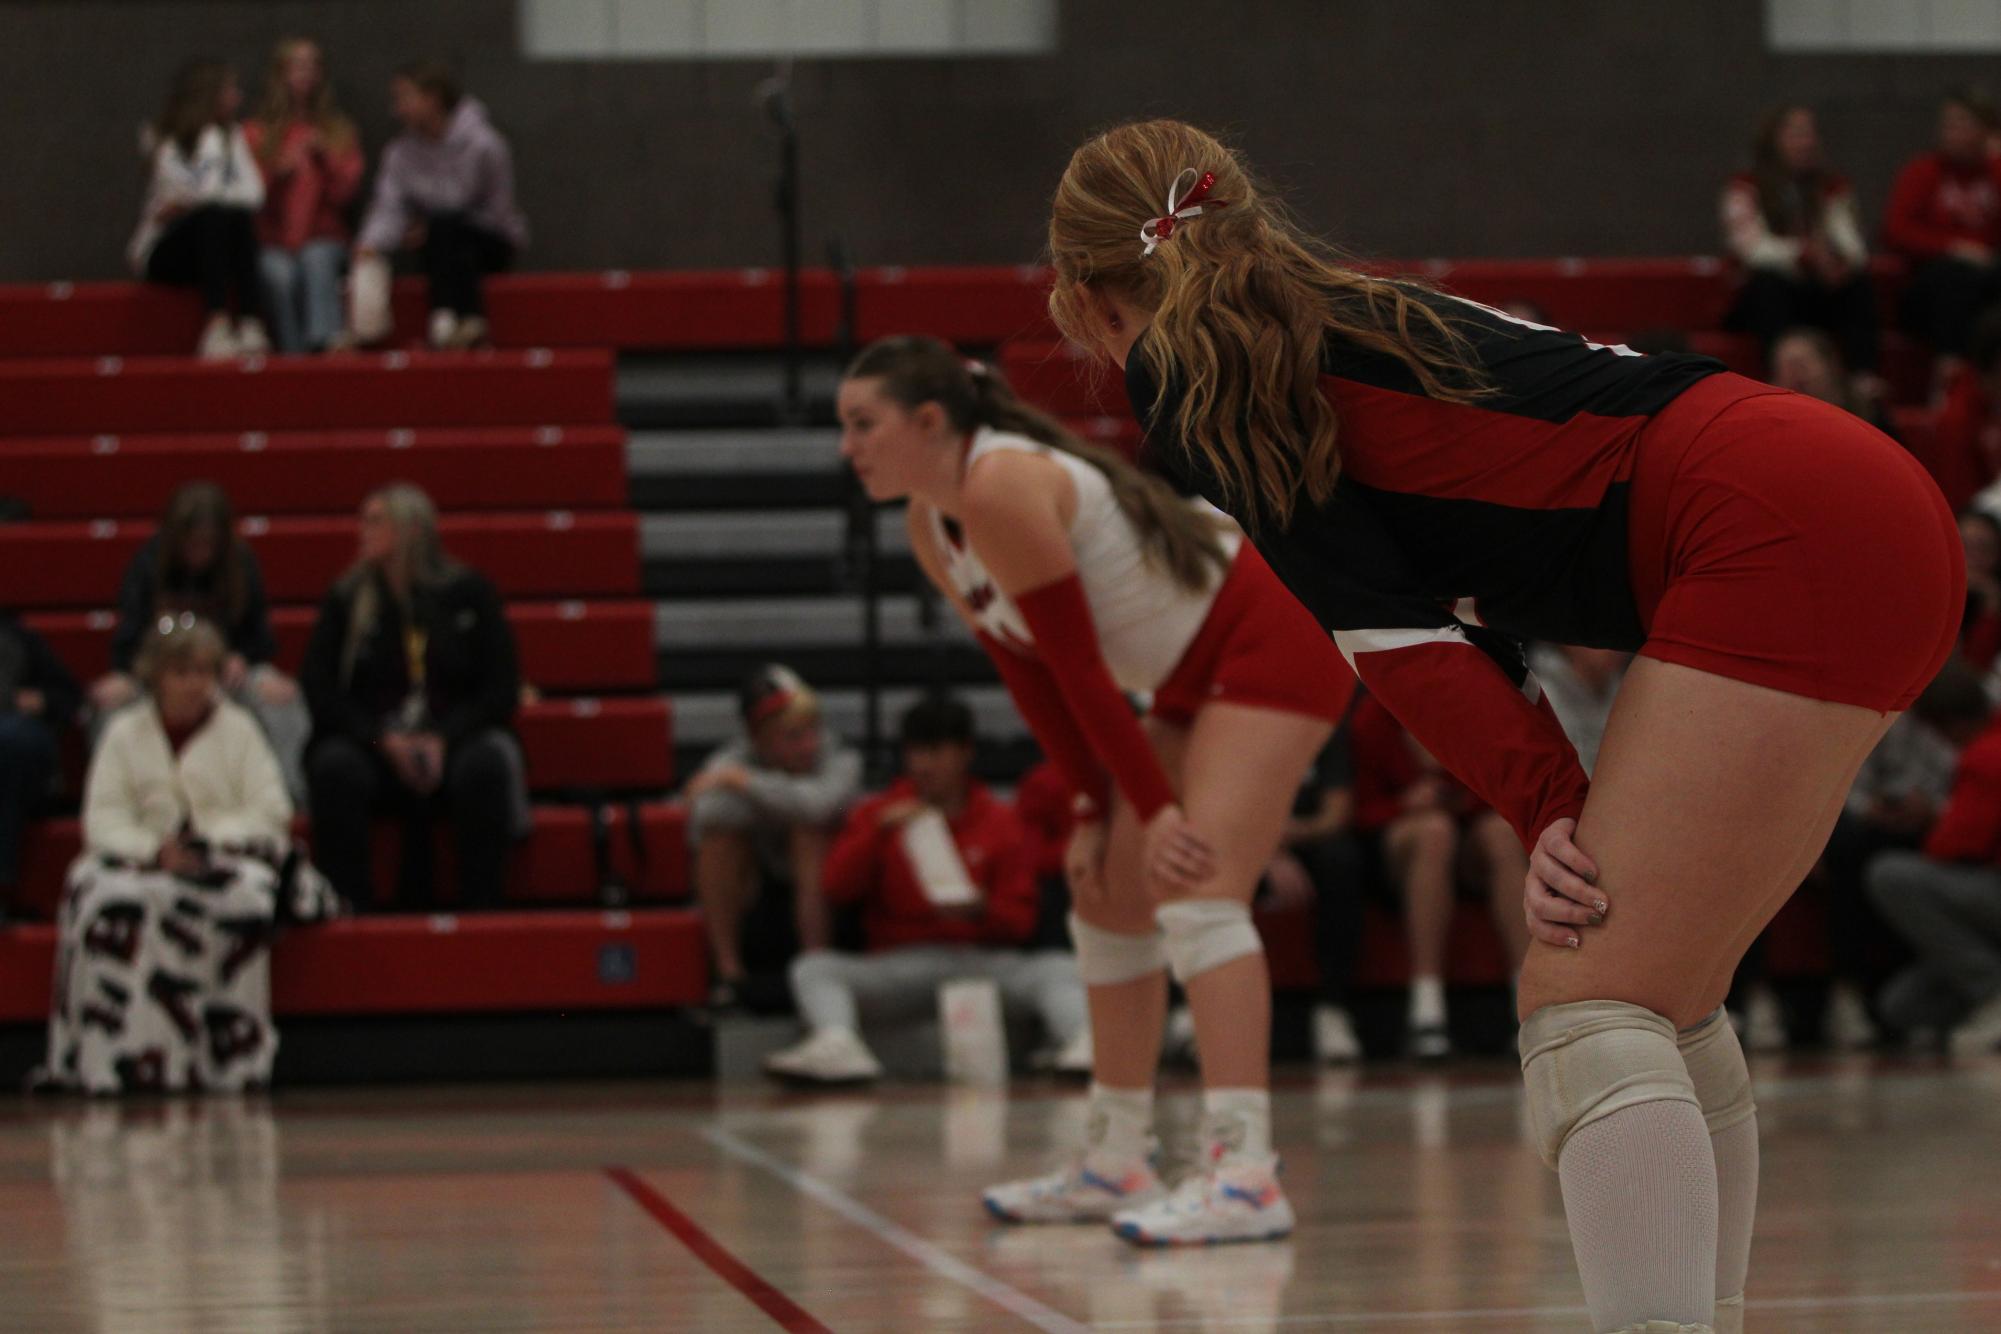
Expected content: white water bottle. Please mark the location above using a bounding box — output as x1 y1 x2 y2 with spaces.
939 978 1008 1086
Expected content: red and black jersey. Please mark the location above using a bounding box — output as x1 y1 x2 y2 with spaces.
1126 288 1724 847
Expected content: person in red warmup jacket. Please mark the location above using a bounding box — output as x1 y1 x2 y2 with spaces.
764 695 1086 1085
1867 660 2001 1054
1887 88 2001 366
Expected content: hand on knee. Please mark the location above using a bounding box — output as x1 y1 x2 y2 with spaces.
1155 896 1262 985
1518 998 1701 1168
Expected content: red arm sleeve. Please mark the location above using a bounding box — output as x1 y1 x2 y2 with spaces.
1923 745 2001 863
1011 574 1178 822
978 630 1110 813
976 807 1041 944
819 799 886 905
1884 158 1957 260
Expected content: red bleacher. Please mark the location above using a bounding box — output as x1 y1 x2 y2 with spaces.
0 910 707 1025
0 349 614 435
0 426 627 519
26 599 657 692
0 512 639 608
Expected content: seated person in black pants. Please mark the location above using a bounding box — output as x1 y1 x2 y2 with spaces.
301 484 524 910
1267 726 1366 1063
127 59 271 360
0 610 80 922
355 60 527 350
1886 88 2001 378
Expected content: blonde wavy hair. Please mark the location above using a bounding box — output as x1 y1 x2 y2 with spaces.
1048 119 1488 525
252 37 358 160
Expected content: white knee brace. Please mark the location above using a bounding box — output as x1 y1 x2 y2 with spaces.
1156 898 1263 984
1067 913 1167 986
1518 999 1702 1169
1677 1008 1756 1134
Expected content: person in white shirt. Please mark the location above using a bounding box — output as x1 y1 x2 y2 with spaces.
128 60 271 360
42 618 337 1095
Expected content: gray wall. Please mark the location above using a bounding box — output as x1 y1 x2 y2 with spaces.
3 0 1996 283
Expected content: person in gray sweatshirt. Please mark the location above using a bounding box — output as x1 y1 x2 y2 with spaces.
355 60 527 350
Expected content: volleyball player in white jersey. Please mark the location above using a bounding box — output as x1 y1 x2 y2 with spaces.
837 335 1353 1245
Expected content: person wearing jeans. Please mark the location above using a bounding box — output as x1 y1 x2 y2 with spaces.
355 60 526 350
245 38 364 353
1869 660 2001 1053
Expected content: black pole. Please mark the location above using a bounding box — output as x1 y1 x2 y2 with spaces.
758 65 803 423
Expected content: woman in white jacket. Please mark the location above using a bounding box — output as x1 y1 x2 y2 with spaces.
44 617 333 1094
128 60 271 360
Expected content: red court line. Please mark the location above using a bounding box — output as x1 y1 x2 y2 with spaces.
604 1165 833 1334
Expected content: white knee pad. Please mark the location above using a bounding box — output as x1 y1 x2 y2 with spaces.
1518 999 1701 1169
1677 1008 1756 1135
1155 898 1263 984
1067 913 1167 986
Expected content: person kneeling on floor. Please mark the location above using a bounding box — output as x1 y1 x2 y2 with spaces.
766 695 1090 1084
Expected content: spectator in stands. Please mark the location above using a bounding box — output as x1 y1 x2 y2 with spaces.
1767 326 1897 436
1935 308 2001 515
355 60 527 351
128 59 271 361
1274 728 1366 1063
1813 668 1965 1048
1527 644 1627 778
1721 104 1879 388
245 38 364 354
1012 755 1081 948
42 618 336 1093
0 610 80 922
1349 692 1530 1058
1867 659 2001 1053
301 484 524 911
1887 88 2001 374
89 483 308 798
765 695 1086 1083
1960 508 2001 673
689 664 861 1012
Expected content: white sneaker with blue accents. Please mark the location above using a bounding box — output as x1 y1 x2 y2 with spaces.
982 1154 1165 1224
1110 1153 1294 1247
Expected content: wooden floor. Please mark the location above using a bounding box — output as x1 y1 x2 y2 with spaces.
1 1056 1998 1332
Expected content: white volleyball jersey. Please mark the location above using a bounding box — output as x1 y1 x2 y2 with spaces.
931 427 1240 692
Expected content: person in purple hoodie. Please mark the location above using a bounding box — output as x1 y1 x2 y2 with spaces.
355 60 527 349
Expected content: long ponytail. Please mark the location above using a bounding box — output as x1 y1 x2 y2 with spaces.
1048 118 1489 527
846 334 1231 592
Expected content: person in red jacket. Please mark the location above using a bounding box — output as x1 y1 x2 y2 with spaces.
764 695 1086 1084
1930 309 2001 513
1886 88 2001 367
1866 660 2001 1054
1348 692 1530 1058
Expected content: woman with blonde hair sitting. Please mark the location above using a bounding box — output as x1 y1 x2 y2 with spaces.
45 617 336 1095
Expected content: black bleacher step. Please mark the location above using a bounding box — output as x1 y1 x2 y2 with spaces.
655 642 992 692
617 353 842 431
644 555 922 598
624 428 850 511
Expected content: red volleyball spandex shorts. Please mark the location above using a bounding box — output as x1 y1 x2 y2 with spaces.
1627 372 1965 712
1151 543 1355 727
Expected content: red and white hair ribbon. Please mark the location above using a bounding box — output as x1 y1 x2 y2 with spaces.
1139 168 1228 258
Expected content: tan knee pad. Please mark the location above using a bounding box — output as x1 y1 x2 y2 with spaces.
1068 913 1167 986
1518 999 1701 1169
1677 1008 1756 1135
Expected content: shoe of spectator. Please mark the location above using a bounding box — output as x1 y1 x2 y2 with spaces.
196 314 238 361
427 309 460 349
1111 1153 1294 1246
983 1153 1164 1224
1407 1022 1451 1061
1050 1028 1093 1076
1737 987 1788 1053
235 318 271 357
1824 982 1879 1050
1947 991 2001 1056
1314 1004 1362 1063
451 315 491 350
764 1026 883 1084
